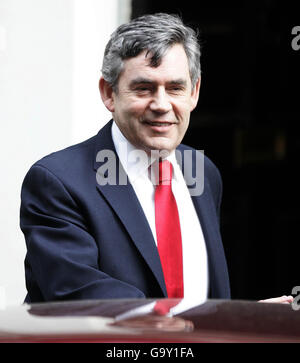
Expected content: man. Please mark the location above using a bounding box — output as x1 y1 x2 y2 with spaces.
21 13 290 304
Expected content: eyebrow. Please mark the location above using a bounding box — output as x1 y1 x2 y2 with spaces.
129 78 187 87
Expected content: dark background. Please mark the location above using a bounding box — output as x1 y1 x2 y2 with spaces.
131 0 300 300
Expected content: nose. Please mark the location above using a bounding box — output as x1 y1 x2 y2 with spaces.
149 87 172 114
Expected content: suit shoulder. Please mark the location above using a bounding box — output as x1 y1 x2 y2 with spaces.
31 134 98 176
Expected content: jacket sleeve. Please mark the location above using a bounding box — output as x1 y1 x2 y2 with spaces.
20 164 146 302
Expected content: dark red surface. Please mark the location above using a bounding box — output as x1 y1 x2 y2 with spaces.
1 299 300 343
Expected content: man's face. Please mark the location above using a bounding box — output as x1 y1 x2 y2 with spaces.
101 44 200 154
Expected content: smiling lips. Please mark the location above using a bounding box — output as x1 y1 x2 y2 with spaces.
143 120 176 132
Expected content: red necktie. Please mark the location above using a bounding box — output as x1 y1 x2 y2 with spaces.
154 160 184 298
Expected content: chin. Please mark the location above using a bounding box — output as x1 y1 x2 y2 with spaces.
146 138 177 153
148 146 175 157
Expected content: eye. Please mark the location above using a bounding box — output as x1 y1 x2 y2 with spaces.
133 85 153 95
168 86 185 94
136 87 151 91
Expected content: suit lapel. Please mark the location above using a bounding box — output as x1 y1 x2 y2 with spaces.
93 121 167 297
191 186 223 298
177 146 225 298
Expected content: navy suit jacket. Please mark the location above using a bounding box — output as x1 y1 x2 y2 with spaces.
20 120 231 303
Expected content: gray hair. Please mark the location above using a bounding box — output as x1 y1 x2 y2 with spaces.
101 13 201 91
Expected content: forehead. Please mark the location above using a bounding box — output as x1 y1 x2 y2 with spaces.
120 44 191 84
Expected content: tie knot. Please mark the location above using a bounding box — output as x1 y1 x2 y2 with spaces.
158 160 172 185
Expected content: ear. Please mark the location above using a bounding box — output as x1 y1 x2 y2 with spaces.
190 77 201 111
99 77 115 112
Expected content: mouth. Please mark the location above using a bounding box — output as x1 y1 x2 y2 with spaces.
143 120 176 132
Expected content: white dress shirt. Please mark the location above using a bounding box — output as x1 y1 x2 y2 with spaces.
111 121 209 300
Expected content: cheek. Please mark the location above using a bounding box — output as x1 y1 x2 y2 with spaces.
173 100 192 121
128 100 148 117
114 101 140 128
